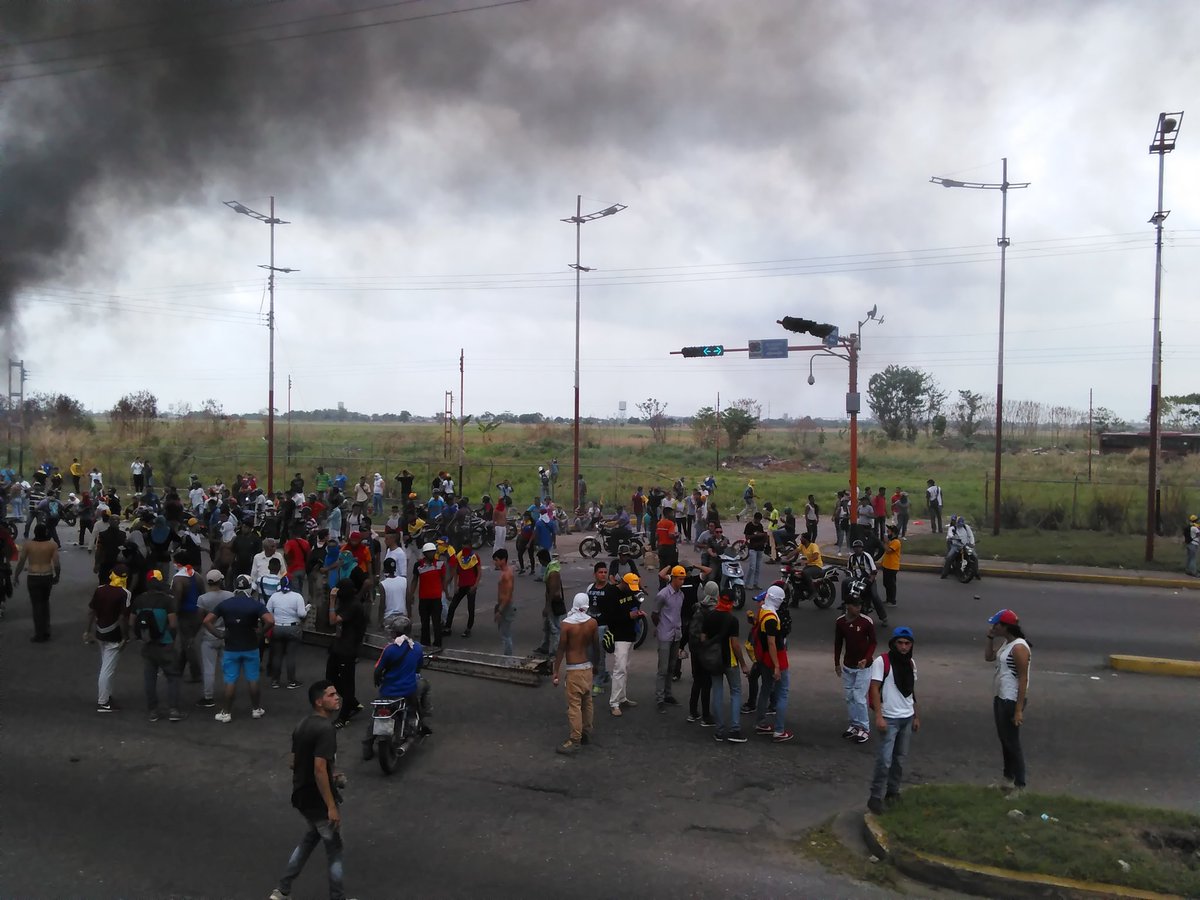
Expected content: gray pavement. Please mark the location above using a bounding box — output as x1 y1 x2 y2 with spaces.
1 531 1197 899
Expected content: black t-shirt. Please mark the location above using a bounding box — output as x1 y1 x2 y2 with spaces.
291 713 339 818
214 594 269 652
331 598 366 656
701 609 739 668
744 521 768 551
680 575 702 622
586 582 608 616
598 585 639 642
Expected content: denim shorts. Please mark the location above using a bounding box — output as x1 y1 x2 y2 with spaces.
222 649 260 682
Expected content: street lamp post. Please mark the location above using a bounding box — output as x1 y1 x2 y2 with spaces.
561 197 626 514
931 161 1030 536
224 197 297 495
1146 111 1183 562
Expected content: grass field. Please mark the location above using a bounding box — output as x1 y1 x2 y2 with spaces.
13 418 1197 569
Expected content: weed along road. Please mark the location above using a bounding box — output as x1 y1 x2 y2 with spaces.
2 536 1197 898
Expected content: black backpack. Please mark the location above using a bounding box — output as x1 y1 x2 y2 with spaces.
133 606 168 643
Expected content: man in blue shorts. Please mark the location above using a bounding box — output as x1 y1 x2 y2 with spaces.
204 573 274 723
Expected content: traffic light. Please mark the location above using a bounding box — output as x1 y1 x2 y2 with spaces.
680 345 725 358
778 317 837 338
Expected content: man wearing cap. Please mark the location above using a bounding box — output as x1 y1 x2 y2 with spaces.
410 542 449 648
834 592 876 743
195 568 233 709
846 539 885 626
85 562 132 712
867 626 920 814
205 574 274 723
136 569 185 722
552 593 598 754
651 566 687 712
985 609 1031 795
1186 514 1199 577
600 572 644 716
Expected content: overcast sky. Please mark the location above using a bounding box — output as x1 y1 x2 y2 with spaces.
3 0 1197 423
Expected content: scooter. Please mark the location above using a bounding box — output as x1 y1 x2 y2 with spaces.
718 551 746 609
369 696 427 776
781 562 840 609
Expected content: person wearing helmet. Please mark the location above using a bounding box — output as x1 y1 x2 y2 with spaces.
940 516 975 579
867 626 919 814
409 541 449 648
845 539 885 627
985 609 1031 794
552 593 598 755
1185 514 1200 577
600 572 644 716
362 614 433 761
834 591 877 743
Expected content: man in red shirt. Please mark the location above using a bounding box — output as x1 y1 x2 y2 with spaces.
408 542 448 647
444 544 482 638
834 594 877 743
283 532 312 601
655 508 678 577
872 487 888 542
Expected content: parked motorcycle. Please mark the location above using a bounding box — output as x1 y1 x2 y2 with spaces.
369 696 427 776
579 523 645 560
718 551 746 610
781 562 839 610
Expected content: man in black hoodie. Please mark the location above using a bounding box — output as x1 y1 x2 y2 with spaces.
867 626 920 814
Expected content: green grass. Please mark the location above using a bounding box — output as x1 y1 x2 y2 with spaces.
800 821 901 890
881 785 1200 896
897 531 1186 573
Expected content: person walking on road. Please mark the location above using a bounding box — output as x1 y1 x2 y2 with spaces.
492 548 516 656
601 572 644 717
925 479 943 533
1185 514 1199 577
326 579 366 728
86 562 132 712
14 523 61 642
751 584 793 743
834 594 876 743
409 542 448 648
985 609 1031 795
135 569 184 722
651 566 686 712
195 569 232 709
737 479 757 522
533 549 564 656
867 626 920 814
552 593 598 755
702 592 750 742
880 524 902 608
269 680 349 900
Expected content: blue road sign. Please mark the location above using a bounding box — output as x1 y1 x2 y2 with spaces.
748 338 789 360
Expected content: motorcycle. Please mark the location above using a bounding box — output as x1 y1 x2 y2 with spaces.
369 696 427 776
579 523 645 560
718 551 746 610
781 562 839 610
946 541 980 583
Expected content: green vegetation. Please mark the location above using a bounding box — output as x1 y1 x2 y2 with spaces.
800 821 900 890
880 785 1200 896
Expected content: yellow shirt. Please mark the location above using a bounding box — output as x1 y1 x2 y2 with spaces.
800 542 823 567
70 462 83 477
881 539 902 571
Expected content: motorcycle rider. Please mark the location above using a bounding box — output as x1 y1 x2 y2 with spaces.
844 539 886 626
695 524 730 573
361 614 433 761
781 533 824 604
941 516 976 579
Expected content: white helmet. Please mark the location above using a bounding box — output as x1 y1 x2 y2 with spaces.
422 542 437 553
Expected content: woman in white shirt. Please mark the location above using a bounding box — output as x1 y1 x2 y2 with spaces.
266 580 311 689
985 609 1031 794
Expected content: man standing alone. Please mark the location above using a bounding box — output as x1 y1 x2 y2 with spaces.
925 479 943 534
552 593 598 755
985 609 1031 796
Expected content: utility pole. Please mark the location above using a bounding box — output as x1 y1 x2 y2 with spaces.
458 349 465 492
287 375 293 466
7 359 26 473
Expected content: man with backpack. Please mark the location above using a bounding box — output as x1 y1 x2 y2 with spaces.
867 626 920 814
170 549 206 685
36 491 64 548
751 585 793 743
135 569 185 722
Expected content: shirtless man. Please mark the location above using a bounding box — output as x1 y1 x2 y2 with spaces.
14 523 61 642
492 548 516 656
553 592 598 755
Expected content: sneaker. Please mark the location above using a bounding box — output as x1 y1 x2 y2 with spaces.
740 703 756 714
867 796 884 815
214 711 232 723
755 723 774 735
269 890 290 900
270 680 281 689
657 702 666 713
773 730 794 743
556 739 579 756
700 717 716 727
96 702 115 713
168 708 186 722
610 706 623 717
460 630 471 638
726 731 748 743
286 681 302 690
686 713 701 723
1007 788 1025 800
620 699 638 708
251 707 266 719
579 732 591 746
841 726 857 739
854 730 870 744
663 695 679 706
147 710 161 723
713 732 727 742
195 696 216 708
884 792 901 805
591 685 603 695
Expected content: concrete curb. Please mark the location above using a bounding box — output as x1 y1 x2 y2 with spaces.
862 811 1181 899
1109 655 1200 678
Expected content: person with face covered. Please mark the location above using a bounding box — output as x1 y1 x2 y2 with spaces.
752 584 793 743
867 626 920 814
552 593 598 755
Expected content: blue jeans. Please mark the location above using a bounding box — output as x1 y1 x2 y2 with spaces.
1187 543 1198 576
277 815 345 900
498 606 516 656
870 715 914 800
710 665 743 737
542 611 561 656
756 666 789 734
746 549 763 588
842 667 871 731
372 493 383 516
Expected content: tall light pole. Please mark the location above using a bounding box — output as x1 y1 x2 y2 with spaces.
1145 111 1183 562
561 197 626 514
931 161 1030 536
224 197 297 495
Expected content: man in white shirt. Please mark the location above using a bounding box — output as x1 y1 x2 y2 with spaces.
379 557 409 630
941 516 975 578
867 626 919 814
925 479 943 533
249 538 288 597
372 473 385 517
189 485 207 516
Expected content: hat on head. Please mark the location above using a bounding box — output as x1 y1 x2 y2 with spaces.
670 565 687 577
1190 514 1199 523
988 608 1019 626
622 572 640 590
891 626 915 641
851 539 864 549
235 574 253 590
148 569 164 581
187 517 198 526
205 569 224 583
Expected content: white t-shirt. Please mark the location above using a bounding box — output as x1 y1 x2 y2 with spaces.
267 591 310 627
381 576 409 618
870 653 917 719
384 546 405 573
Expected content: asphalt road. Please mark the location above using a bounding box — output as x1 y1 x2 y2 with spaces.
2 532 1197 899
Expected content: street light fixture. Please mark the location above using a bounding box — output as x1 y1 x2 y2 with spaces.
1145 111 1183 562
561 196 626 514
931 160 1030 536
224 196 295 495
